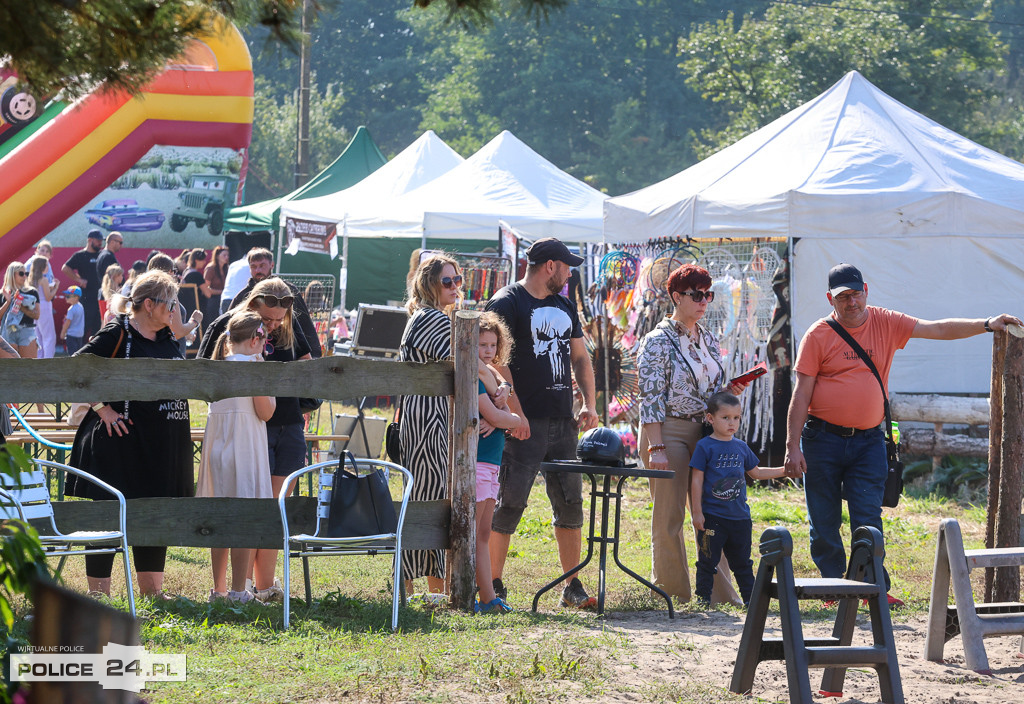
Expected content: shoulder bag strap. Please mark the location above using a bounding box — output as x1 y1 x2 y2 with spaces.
825 318 894 442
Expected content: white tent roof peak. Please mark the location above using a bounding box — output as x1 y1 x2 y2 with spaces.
279 130 464 224
604 70 1024 240
344 130 608 241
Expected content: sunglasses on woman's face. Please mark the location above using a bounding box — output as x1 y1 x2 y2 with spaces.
16 271 27 277
151 297 179 312
677 290 714 303
258 294 294 309
441 275 463 290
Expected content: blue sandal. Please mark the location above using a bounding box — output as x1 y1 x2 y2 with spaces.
474 597 513 614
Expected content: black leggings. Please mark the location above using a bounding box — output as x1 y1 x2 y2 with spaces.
85 546 166 579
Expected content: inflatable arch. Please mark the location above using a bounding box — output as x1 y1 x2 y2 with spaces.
0 18 254 259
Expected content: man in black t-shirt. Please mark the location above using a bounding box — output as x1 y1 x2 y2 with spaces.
485 237 599 609
95 232 123 282
61 229 103 340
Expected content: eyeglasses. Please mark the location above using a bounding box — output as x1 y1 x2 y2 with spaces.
15 271 27 277
441 275 464 290
677 290 714 303
150 297 179 312
257 294 294 309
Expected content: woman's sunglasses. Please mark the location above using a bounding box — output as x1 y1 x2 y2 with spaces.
257 294 294 309
15 271 27 277
151 297 179 312
677 290 715 303
441 275 464 290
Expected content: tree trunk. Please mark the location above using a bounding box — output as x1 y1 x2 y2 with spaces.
994 332 1023 602
985 331 1005 601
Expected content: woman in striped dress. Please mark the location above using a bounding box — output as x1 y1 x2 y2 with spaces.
399 253 462 596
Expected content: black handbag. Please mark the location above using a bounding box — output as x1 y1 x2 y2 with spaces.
385 398 402 464
826 319 904 507
326 453 398 538
299 397 323 413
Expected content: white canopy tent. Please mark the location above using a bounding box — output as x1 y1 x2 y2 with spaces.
344 130 608 242
279 130 465 225
604 70 1024 393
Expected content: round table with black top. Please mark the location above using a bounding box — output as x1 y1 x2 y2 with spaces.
537 460 675 617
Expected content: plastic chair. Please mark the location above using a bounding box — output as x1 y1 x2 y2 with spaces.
0 459 135 618
278 457 414 631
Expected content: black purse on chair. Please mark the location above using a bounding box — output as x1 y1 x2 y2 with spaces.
326 453 398 538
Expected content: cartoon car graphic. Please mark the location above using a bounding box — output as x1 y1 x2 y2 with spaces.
170 173 238 236
85 199 165 232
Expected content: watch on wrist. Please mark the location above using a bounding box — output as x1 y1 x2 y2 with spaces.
984 317 994 332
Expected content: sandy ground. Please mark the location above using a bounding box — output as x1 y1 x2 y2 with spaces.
595 608 1023 703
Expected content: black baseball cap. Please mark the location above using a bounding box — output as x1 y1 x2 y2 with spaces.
827 263 864 296
526 238 584 267
87 229 103 240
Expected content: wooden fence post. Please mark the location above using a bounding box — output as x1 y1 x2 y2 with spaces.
985 331 1005 601
994 331 1023 602
449 311 480 611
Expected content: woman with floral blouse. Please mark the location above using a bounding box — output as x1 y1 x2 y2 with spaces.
636 263 748 605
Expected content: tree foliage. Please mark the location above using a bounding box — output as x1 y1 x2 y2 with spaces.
679 0 1007 158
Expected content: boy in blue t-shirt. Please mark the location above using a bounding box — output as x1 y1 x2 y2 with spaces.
60 286 86 355
690 391 785 606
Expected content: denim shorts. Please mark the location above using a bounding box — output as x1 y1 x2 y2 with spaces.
267 422 307 477
492 416 583 534
4 325 36 347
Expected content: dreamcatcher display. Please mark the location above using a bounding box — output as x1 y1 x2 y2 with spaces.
579 327 640 423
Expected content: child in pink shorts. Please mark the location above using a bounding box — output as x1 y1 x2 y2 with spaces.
475 312 525 614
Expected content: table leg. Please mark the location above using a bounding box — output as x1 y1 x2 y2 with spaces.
612 476 674 618
596 473 612 615
532 472 598 612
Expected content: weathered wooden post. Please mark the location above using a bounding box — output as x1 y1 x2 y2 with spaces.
985 331 1005 601
993 331 1023 602
448 311 480 611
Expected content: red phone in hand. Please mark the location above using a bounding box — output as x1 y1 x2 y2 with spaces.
730 361 768 386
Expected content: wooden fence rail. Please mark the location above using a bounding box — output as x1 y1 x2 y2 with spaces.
0 320 481 612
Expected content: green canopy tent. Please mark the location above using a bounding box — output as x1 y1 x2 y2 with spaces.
225 126 387 306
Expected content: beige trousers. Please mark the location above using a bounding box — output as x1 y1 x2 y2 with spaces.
641 417 742 606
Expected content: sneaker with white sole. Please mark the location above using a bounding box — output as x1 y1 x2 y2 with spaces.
228 589 259 604
560 577 597 610
252 578 285 603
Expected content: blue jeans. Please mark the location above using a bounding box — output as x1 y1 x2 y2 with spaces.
801 422 890 590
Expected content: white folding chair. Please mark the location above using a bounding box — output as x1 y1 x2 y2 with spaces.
0 459 135 618
278 457 413 631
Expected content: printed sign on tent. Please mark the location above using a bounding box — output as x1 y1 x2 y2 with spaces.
285 217 338 256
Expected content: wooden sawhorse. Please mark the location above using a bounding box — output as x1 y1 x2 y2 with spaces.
731 526 903 704
924 517 1024 673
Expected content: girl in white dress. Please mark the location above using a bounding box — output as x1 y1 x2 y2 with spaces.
197 310 276 603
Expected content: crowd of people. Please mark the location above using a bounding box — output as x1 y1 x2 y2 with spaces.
14 230 1023 613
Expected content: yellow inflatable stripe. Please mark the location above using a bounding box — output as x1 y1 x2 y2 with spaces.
0 94 253 234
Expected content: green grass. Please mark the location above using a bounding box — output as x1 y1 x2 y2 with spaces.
5 456 995 702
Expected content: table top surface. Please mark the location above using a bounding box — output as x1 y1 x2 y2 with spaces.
541 460 673 479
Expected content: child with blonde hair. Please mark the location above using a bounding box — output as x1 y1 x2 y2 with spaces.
196 310 276 603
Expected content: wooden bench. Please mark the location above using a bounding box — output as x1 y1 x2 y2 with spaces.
731 526 902 704
924 517 1024 673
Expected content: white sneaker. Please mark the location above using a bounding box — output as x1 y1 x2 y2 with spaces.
253 578 284 603
227 589 259 604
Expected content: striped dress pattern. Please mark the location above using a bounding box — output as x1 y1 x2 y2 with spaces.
398 306 451 581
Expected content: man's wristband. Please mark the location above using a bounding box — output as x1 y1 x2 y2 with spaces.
984 317 994 333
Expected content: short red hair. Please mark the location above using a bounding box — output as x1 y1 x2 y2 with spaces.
666 264 712 294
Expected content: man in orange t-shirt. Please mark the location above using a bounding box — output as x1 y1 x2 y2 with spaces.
785 263 1021 604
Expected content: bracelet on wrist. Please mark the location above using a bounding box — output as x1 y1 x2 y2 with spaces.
984 317 994 333
648 443 667 453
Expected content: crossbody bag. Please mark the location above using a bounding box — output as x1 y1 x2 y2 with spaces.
825 318 904 507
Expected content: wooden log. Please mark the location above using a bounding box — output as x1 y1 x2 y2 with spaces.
986 332 1005 601
0 355 452 403
890 393 990 425
31 580 138 704
448 311 480 612
994 332 1024 602
900 429 989 458
49 498 450 550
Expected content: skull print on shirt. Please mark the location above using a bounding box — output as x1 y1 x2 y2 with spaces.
531 306 572 390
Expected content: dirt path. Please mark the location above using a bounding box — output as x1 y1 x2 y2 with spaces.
598 609 1022 703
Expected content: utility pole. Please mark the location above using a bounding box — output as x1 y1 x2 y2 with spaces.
294 0 312 189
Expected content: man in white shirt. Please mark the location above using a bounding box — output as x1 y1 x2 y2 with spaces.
220 256 250 314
